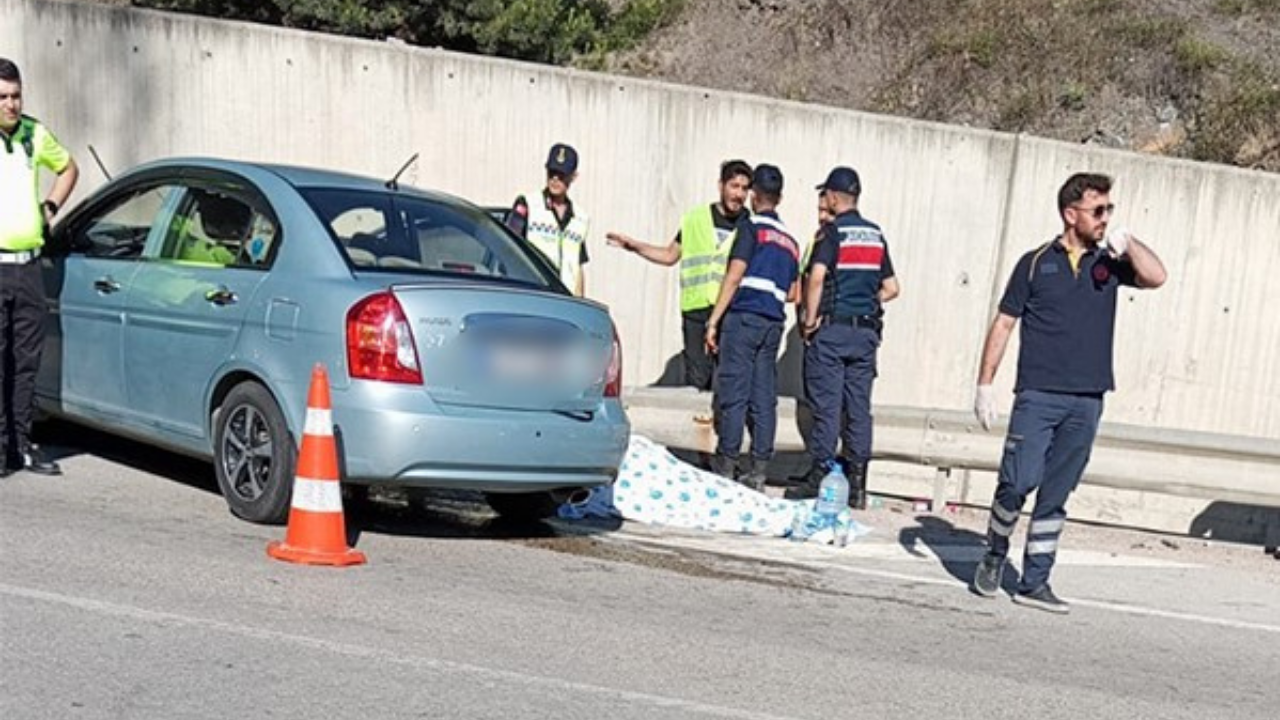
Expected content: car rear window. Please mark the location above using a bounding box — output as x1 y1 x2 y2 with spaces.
301 188 556 287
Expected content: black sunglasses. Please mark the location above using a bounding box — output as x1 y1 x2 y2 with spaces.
1074 203 1116 220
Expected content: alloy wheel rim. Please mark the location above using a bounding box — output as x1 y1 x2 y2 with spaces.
222 404 274 502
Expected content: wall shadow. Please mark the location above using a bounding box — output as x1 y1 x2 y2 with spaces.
650 352 686 387
1189 501 1280 550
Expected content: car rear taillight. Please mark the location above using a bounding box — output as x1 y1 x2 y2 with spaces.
346 292 423 385
604 324 622 398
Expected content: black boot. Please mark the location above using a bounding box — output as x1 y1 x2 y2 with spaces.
709 453 737 480
846 459 868 510
784 463 828 500
741 457 768 491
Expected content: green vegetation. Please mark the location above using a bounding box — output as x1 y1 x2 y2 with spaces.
132 0 684 65
1174 37 1230 75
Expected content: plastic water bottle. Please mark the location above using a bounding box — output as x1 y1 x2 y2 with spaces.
814 464 849 525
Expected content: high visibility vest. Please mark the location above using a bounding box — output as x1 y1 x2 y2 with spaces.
526 192 588 295
0 115 69 252
678 205 732 312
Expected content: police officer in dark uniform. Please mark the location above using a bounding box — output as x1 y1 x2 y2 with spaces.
971 173 1166 613
703 164 801 490
787 167 899 507
0 58 77 477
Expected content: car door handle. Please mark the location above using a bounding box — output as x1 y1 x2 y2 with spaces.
93 277 121 294
205 287 238 306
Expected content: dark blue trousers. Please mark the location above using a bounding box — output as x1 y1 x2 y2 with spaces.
986 390 1104 592
714 311 783 460
804 323 879 465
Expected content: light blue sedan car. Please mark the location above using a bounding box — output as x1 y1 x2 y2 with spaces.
38 158 629 523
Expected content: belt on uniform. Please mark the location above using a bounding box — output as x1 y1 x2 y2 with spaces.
826 314 882 331
0 248 41 264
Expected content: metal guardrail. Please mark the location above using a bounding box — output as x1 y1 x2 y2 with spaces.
623 387 1280 509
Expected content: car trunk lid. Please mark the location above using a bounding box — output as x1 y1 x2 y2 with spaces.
391 283 614 413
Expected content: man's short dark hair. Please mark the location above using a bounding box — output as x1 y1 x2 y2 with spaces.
1058 173 1112 214
0 58 21 84
720 159 752 184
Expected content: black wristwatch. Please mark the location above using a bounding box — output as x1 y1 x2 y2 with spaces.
42 199 59 217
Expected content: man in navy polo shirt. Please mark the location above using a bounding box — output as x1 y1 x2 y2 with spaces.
788 167 899 508
704 164 800 490
972 172 1167 613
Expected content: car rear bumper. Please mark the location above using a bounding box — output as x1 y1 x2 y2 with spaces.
330 383 630 491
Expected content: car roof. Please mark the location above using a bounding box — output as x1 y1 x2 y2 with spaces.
125 157 467 205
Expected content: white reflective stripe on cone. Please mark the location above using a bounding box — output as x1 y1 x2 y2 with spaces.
1026 539 1059 555
304 408 333 437
291 477 344 513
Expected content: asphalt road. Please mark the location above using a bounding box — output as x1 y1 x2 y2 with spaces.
2 423 1278 720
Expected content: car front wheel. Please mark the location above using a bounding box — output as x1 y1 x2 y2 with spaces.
214 382 296 524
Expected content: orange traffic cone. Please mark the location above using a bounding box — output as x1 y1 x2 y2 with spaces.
267 364 367 567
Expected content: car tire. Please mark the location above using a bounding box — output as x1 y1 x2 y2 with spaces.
214 382 296 525
484 491 561 522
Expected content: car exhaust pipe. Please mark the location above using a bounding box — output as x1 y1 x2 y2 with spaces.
551 488 593 507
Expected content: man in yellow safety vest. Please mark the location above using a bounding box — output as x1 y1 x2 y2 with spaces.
606 160 753 392
0 57 79 477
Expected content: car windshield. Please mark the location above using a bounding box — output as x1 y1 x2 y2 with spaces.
301 188 557 288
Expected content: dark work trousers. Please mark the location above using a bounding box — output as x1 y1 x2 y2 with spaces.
681 307 716 391
0 260 47 457
985 390 1104 593
804 323 879 466
713 311 782 461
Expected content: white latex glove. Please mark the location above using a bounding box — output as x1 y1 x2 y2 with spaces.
974 384 998 431
1103 226 1131 257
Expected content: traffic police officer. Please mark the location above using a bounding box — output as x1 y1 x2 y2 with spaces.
703 164 800 489
606 160 753 391
0 58 78 477
788 167 899 508
514 143 589 297
971 172 1166 613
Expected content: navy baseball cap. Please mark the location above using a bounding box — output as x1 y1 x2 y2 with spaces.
545 143 579 175
752 164 784 194
816 166 861 195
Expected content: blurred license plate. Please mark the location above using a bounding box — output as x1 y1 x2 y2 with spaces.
489 345 561 381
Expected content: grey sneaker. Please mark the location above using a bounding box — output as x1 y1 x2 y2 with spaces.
1012 584 1070 614
972 553 1005 597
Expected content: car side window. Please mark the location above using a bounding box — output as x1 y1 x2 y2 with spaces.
73 185 178 259
159 187 278 269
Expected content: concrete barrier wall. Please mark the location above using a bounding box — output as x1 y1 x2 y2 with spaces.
8 0 1280 441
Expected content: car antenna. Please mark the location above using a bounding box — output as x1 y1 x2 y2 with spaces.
385 152 419 191
88 144 113 181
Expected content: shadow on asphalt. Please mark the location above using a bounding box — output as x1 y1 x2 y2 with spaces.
35 418 221 495
898 515 1022 596
36 418 620 544
344 488 620 546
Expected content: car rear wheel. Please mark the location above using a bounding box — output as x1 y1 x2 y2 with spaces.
484 491 561 522
214 382 295 524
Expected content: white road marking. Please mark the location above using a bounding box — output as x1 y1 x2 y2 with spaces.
0 582 805 720
605 531 1280 635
